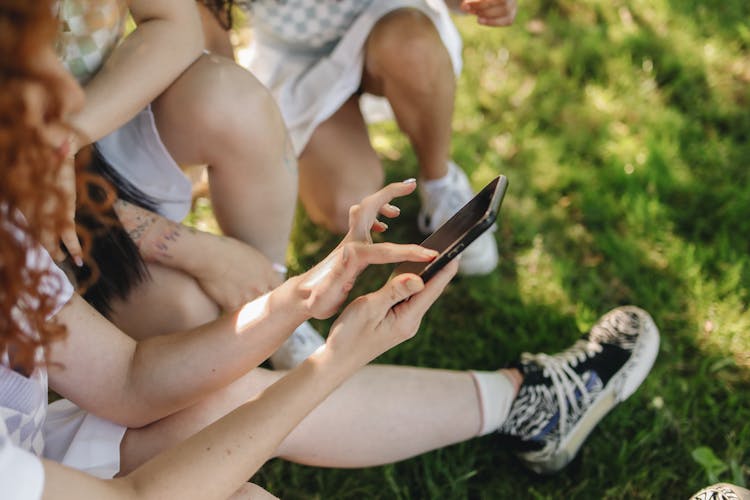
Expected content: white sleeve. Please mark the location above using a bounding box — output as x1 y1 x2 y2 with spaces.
0 435 44 500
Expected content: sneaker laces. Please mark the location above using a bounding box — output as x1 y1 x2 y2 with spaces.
521 339 603 436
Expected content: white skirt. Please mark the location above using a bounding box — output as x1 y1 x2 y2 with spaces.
43 399 127 479
243 0 463 155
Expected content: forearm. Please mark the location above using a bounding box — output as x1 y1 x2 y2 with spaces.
70 1 204 144
125 281 311 422
51 281 311 428
44 348 354 500
130 348 352 499
114 200 213 276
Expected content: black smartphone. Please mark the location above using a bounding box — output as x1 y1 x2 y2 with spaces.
392 175 508 282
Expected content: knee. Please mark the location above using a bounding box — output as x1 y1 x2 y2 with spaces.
306 197 353 234
164 278 221 330
366 10 452 91
188 57 287 155
308 180 383 234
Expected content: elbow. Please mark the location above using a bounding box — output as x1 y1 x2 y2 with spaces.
119 413 158 430
106 403 162 430
104 384 169 428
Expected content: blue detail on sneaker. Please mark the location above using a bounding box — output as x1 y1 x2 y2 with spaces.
497 306 660 473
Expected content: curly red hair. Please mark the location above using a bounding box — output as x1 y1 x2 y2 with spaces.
1 0 74 372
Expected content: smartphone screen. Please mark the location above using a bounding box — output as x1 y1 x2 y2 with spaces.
393 175 508 282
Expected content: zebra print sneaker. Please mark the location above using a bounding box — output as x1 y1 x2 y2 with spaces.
497 306 660 474
692 483 750 500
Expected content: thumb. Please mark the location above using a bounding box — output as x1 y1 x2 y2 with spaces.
375 274 425 311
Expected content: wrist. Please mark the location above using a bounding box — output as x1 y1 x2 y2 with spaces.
303 341 359 387
270 276 313 324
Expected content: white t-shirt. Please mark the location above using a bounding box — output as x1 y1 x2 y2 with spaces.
0 225 75 499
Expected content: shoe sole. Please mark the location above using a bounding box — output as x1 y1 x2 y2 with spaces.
520 307 660 474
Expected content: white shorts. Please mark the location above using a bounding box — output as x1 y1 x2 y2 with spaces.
243 0 462 155
96 105 193 222
43 399 127 479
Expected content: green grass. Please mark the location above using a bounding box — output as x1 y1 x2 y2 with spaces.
200 1 750 497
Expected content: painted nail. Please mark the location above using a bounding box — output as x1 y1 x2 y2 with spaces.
385 204 400 214
402 178 416 184
74 256 84 267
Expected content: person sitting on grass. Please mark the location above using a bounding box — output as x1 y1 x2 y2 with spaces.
1 2 660 498
55 0 325 368
200 0 518 277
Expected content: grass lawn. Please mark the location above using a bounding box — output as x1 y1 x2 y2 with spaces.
191 0 750 497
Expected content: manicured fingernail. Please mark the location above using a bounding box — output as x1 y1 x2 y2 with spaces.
403 178 416 184
385 204 400 214
74 256 84 267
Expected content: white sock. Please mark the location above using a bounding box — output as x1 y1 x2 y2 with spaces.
272 262 288 280
420 166 453 194
470 370 516 436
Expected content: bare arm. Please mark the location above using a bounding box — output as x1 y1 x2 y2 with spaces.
114 199 281 309
42 260 457 500
69 0 204 145
51 182 438 427
49 282 307 428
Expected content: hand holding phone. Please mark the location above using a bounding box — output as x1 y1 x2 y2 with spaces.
392 175 508 282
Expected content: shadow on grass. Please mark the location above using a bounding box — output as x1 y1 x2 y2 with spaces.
263 0 749 496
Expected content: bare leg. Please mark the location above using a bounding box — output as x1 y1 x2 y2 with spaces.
296 9 458 232
227 483 279 500
108 263 220 340
152 54 297 266
119 365 482 473
298 96 383 233
363 9 456 180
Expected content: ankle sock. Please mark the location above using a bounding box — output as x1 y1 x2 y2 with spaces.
272 262 288 280
470 370 517 436
420 166 453 194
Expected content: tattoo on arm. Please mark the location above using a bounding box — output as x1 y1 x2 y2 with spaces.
114 200 158 247
114 200 182 261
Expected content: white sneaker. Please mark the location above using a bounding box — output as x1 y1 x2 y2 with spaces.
417 161 499 275
269 321 325 370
